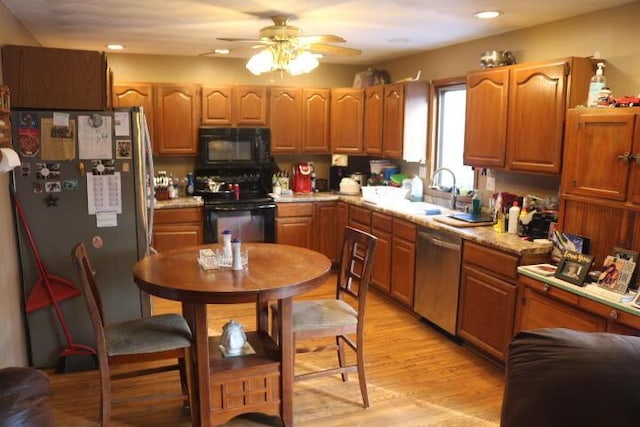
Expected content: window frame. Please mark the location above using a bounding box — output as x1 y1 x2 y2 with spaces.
427 76 477 202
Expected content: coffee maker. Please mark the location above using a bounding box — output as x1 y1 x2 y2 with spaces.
292 162 314 193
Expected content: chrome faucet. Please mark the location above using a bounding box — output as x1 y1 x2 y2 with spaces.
429 167 457 210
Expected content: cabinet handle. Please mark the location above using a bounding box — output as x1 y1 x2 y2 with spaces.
543 284 550 293
617 152 633 162
633 154 640 166
609 310 618 320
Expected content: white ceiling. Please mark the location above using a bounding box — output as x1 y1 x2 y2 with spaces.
1 0 634 66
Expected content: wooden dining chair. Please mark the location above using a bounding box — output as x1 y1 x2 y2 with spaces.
71 242 193 426
271 226 377 407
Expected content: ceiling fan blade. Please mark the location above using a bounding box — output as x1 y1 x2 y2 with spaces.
307 43 362 57
216 37 262 42
297 34 346 44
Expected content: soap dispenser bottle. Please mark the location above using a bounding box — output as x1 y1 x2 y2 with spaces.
587 62 606 107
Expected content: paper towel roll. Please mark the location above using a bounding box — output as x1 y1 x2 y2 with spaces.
0 147 21 173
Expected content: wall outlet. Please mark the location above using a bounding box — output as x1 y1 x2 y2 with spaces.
418 165 427 178
486 176 496 191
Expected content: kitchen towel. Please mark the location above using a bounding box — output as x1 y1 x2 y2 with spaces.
0 147 20 173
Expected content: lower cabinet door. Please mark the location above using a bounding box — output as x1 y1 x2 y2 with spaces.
152 224 203 252
518 287 607 333
457 266 516 362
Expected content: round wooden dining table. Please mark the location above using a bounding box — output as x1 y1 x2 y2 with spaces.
132 243 332 427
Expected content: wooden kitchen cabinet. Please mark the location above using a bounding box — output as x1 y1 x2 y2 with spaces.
382 82 428 161
331 88 364 154
562 108 640 204
201 86 268 127
152 207 203 252
0 86 10 148
276 203 313 249
348 205 372 233
2 45 107 110
457 241 520 362
312 201 340 262
464 67 509 168
389 219 416 307
364 86 384 156
112 83 155 149
464 57 595 174
515 274 640 336
113 82 200 155
370 212 392 293
270 88 330 154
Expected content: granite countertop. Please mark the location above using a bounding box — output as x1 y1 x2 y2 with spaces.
274 192 552 258
153 196 204 209
156 192 551 258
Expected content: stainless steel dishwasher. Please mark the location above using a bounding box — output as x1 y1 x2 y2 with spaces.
414 227 462 335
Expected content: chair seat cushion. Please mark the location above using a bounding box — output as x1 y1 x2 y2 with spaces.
105 313 192 356
289 300 357 332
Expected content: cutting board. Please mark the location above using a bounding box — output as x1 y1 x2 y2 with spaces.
433 215 494 228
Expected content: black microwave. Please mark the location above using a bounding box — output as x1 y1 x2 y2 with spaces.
198 127 270 167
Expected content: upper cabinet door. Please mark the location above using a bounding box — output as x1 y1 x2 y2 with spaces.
155 84 201 155
235 86 268 126
112 83 155 150
364 85 384 156
562 109 636 202
464 68 509 168
270 87 302 153
302 88 331 153
629 120 640 205
330 88 364 154
201 86 233 126
382 83 404 159
507 61 568 174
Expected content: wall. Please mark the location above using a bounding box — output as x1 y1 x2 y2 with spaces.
0 1 39 368
377 1 640 201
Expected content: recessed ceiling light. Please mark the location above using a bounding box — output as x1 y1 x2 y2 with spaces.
107 44 124 50
388 37 411 43
474 10 502 19
214 48 230 55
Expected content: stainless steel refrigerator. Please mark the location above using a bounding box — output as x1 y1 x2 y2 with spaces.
10 107 154 368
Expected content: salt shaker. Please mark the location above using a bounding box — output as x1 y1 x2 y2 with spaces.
222 230 232 260
231 238 243 270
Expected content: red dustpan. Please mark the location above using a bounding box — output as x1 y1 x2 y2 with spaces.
12 191 97 372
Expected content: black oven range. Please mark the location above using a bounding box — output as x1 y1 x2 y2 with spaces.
194 166 275 244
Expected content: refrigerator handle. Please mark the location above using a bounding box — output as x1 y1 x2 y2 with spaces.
141 107 155 256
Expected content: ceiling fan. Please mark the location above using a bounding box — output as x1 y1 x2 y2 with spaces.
212 15 362 58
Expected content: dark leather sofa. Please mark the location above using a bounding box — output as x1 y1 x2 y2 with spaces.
501 328 640 427
0 367 54 426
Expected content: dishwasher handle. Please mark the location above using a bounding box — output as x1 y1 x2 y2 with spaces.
419 232 461 251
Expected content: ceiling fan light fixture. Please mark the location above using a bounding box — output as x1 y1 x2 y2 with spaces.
473 10 502 19
246 44 319 76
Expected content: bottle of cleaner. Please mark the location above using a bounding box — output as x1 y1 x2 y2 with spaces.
493 193 504 233
508 201 520 234
410 175 423 202
587 63 606 107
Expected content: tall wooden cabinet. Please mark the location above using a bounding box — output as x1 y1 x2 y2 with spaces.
382 82 428 161
201 86 268 127
330 88 364 154
364 86 384 156
113 83 200 155
559 108 640 268
302 88 331 153
464 57 595 174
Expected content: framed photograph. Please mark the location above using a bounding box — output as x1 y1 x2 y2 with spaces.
521 263 557 277
554 250 593 286
597 254 637 295
550 230 591 264
612 247 639 289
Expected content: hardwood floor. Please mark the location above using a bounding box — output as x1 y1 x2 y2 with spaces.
46 274 505 426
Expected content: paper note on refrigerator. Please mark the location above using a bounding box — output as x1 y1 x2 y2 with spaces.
96 211 118 228
78 115 113 159
87 172 122 214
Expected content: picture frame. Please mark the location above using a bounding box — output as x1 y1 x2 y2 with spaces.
554 250 593 286
520 263 557 277
611 247 639 290
550 230 591 264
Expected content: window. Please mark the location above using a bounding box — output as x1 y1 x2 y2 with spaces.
431 80 475 194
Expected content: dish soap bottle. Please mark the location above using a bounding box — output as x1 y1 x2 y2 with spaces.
508 201 520 234
587 62 606 107
493 192 504 233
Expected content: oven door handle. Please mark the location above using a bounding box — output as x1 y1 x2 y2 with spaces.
206 203 276 211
